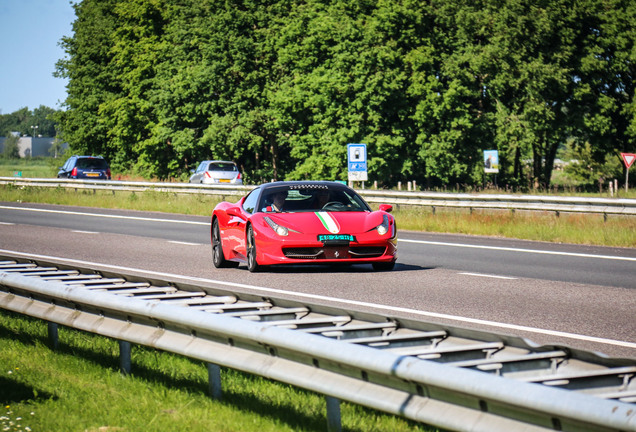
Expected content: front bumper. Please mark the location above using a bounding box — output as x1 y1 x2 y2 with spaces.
255 228 397 266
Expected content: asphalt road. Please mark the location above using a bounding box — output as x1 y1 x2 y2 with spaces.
1 202 635 359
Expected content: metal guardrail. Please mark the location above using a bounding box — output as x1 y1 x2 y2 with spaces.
360 190 636 216
1 253 635 432
2 177 636 215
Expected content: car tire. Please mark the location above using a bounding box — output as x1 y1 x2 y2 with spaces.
212 218 238 268
246 224 262 273
372 261 395 271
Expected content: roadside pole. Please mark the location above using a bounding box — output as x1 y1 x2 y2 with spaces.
620 153 636 193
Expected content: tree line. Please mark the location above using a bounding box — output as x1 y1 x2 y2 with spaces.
0 106 59 138
54 0 635 188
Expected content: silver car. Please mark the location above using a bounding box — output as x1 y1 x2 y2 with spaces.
189 160 243 184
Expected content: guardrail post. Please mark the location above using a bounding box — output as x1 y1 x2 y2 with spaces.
326 396 341 432
119 340 132 375
207 363 222 400
47 322 58 350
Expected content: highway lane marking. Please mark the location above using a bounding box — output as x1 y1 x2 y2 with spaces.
168 241 204 246
2 204 633 261
0 205 209 225
459 272 517 280
0 222 15 225
399 238 636 262
1 249 634 351
71 230 99 234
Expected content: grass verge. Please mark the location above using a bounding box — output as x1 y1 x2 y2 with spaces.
0 310 434 432
0 159 59 179
1 185 635 247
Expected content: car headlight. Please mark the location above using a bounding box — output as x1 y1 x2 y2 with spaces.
376 214 390 236
264 216 289 236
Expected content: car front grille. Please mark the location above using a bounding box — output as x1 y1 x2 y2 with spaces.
282 246 386 260
283 248 324 259
348 246 386 257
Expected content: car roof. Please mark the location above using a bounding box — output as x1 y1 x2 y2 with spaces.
200 160 237 165
259 181 350 192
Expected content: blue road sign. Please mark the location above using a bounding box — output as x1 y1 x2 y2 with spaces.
347 143 368 181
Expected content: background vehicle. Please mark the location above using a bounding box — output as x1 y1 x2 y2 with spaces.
57 156 111 180
211 181 397 272
189 160 242 184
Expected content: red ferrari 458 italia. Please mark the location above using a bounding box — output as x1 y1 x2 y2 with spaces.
211 181 397 272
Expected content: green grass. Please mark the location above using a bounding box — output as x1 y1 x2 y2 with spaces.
1 184 635 247
0 158 60 179
0 310 434 432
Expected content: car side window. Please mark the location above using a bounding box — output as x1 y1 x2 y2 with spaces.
196 162 207 173
242 188 260 214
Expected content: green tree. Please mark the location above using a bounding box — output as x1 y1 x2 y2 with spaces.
2 133 20 159
0 106 59 137
55 0 121 163
49 136 66 159
55 0 635 189
571 0 636 168
561 140 623 187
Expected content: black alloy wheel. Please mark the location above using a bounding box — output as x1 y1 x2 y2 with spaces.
212 218 238 268
246 225 261 272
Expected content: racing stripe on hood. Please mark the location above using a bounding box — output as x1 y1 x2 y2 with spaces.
315 211 340 234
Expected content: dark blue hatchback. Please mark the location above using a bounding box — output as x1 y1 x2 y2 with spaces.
57 156 111 180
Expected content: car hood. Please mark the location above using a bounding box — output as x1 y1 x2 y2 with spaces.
263 211 386 235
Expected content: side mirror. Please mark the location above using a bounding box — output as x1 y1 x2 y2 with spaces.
379 204 393 213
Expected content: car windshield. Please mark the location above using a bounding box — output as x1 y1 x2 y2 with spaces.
258 184 371 213
76 158 108 169
208 162 237 172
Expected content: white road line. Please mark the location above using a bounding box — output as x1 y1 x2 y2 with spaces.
0 222 15 225
168 241 203 246
459 272 517 280
1 249 634 351
0 205 209 225
71 230 99 234
399 238 636 262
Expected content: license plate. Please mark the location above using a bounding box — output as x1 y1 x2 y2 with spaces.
318 234 355 242
86 172 100 177
219 179 230 183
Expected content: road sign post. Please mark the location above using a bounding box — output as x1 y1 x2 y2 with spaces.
620 153 635 193
483 150 499 188
347 143 368 185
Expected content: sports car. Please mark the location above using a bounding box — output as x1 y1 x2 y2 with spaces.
211 181 397 272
